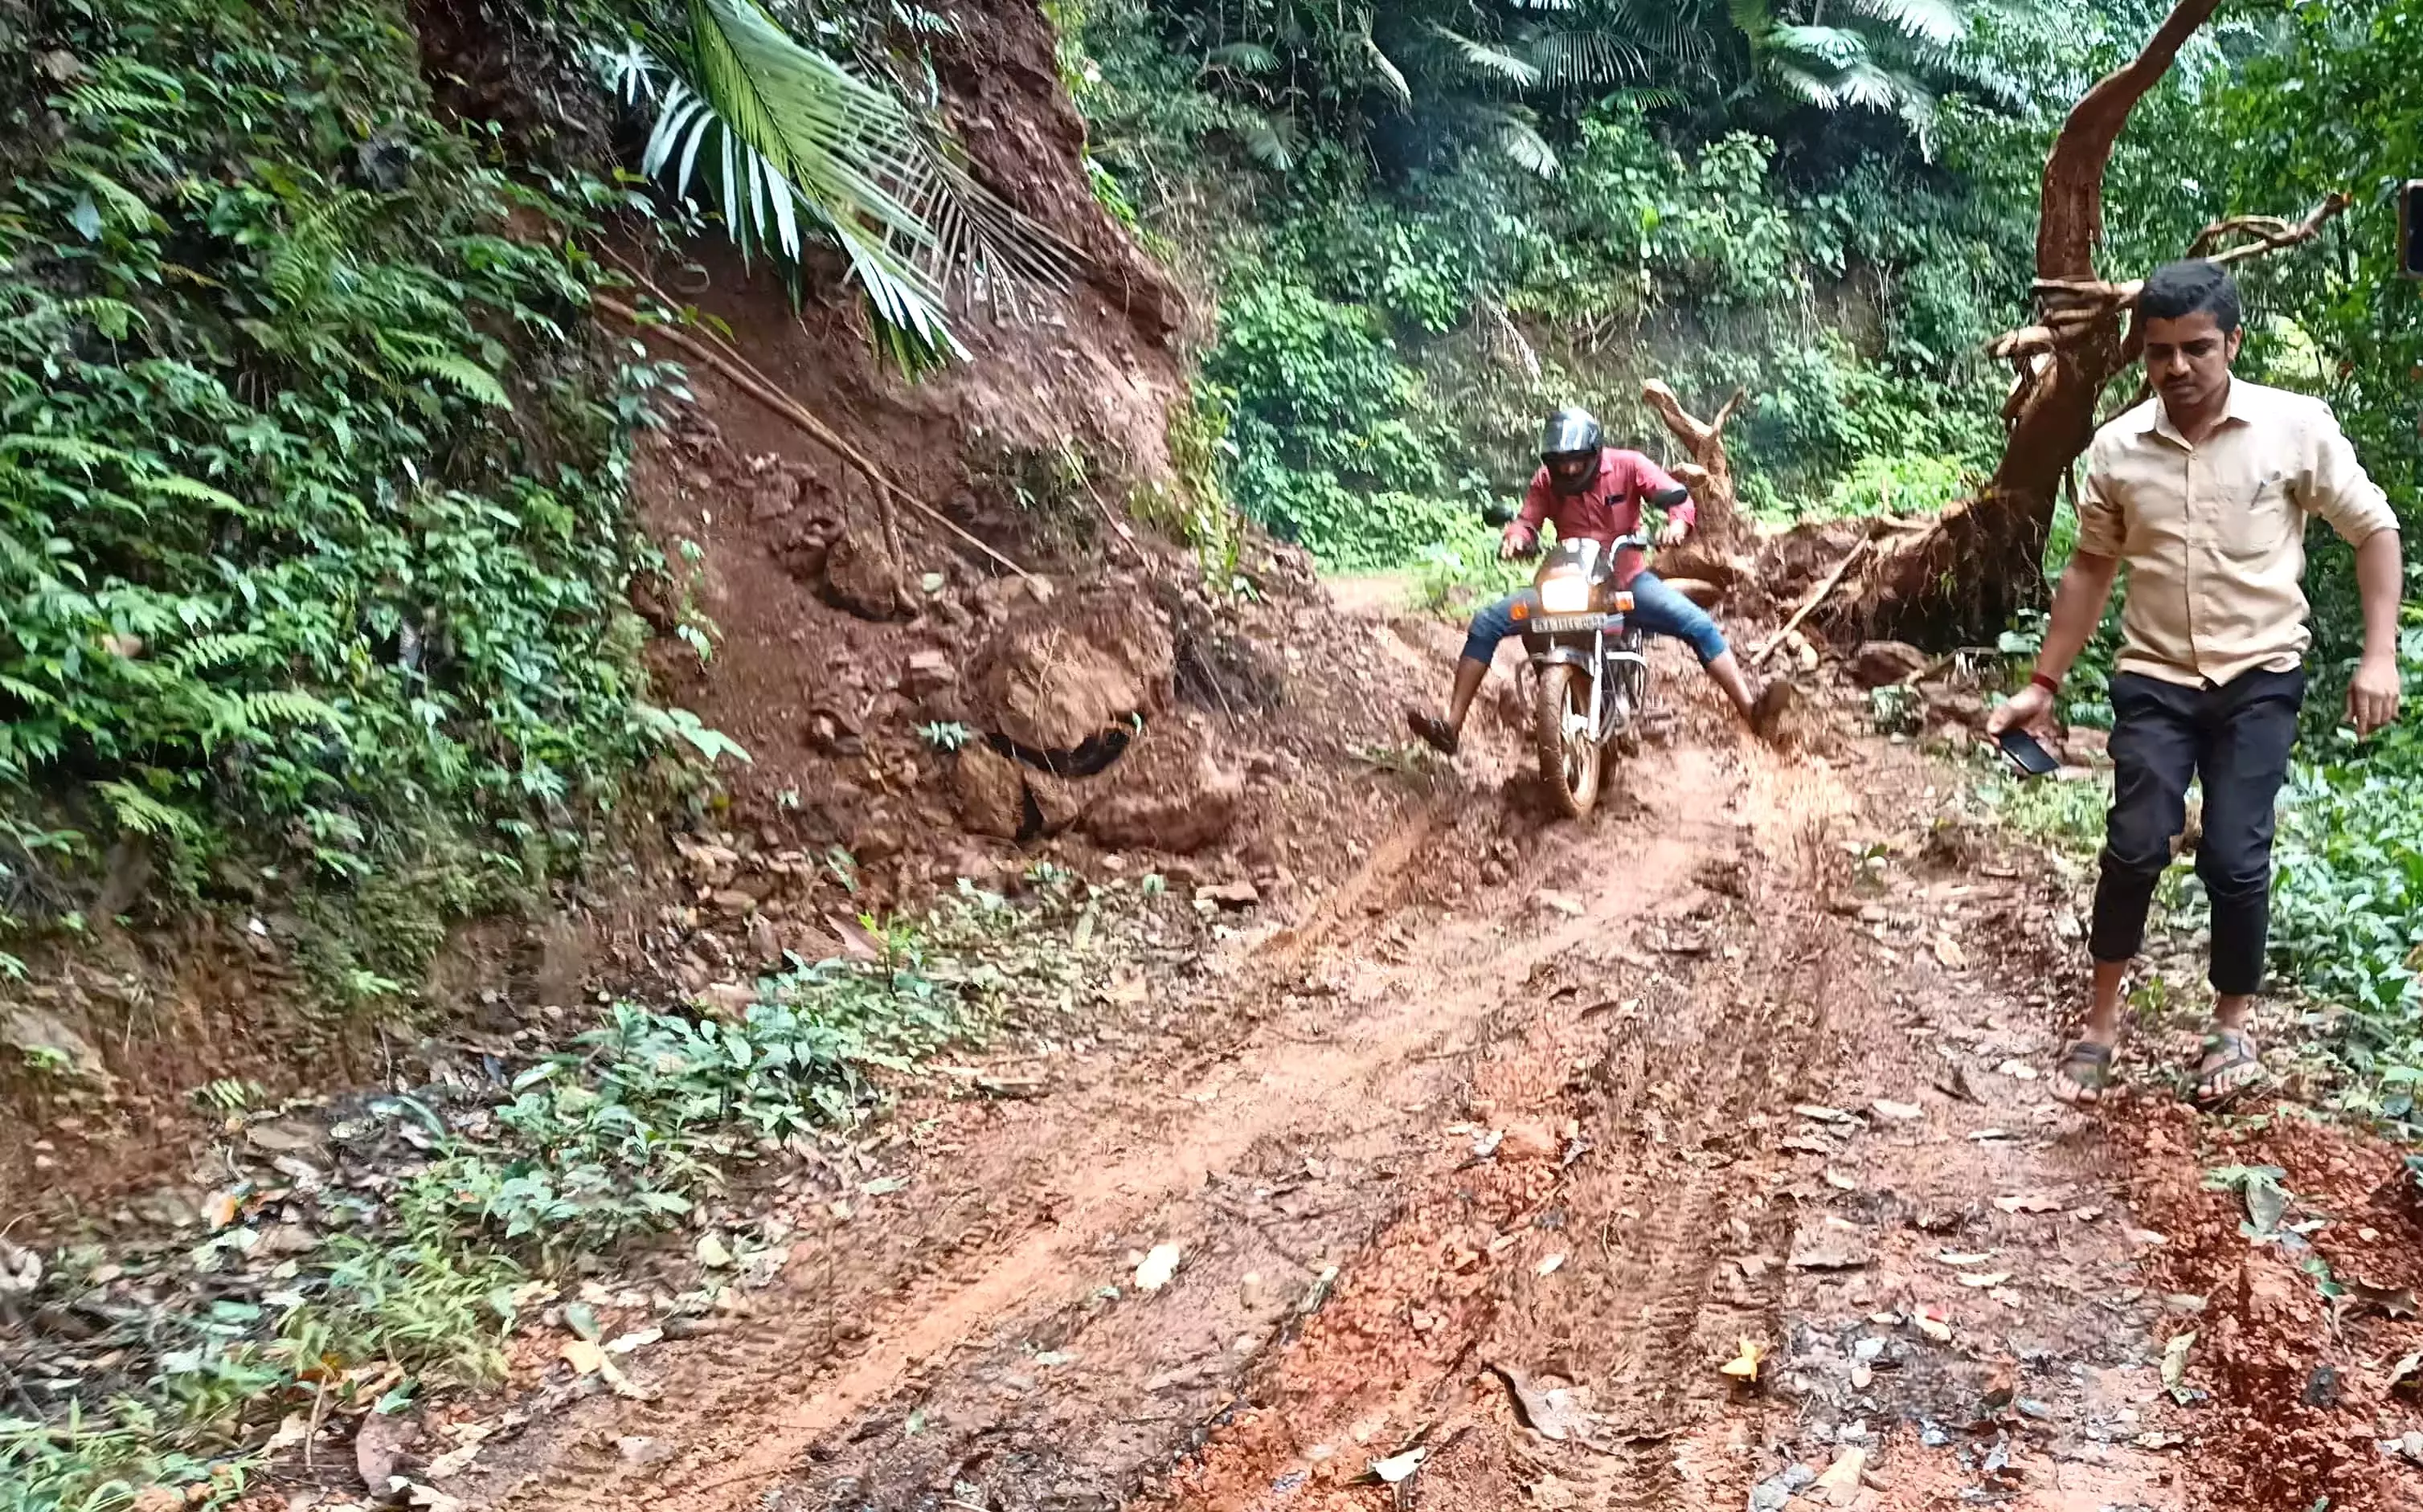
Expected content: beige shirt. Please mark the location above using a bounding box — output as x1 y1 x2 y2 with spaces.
2076 378 2400 688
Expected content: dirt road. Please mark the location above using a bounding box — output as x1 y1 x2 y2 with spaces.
467 595 2423 1512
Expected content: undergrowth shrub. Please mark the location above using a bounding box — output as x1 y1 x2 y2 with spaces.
0 0 699 972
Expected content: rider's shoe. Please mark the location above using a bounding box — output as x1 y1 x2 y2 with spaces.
1406 709 1459 756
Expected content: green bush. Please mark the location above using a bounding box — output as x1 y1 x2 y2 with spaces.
0 0 693 957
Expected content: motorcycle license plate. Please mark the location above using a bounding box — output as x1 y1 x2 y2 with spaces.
1529 612 1606 634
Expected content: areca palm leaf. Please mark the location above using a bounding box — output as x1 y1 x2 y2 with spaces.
1455 104 1559 177
1433 26 1541 88
1243 110 1300 171
1827 56 1903 110
1361 17 1413 104
1840 0 1966 45
1763 24 1870 70
610 0 1081 360
1514 26 1651 88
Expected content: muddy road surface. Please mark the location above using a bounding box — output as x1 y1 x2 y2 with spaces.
467 595 2423 1512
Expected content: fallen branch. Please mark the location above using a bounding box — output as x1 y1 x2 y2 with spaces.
1752 536 1871 669
591 292 1036 583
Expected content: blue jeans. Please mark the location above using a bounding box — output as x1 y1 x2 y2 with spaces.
1461 571 1730 667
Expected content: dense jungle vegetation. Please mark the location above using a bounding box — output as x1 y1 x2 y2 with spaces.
1049 0 2423 1077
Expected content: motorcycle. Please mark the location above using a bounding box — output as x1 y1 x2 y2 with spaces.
1509 533 1651 818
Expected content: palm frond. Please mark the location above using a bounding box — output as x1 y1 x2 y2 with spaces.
1432 27 1541 88
1840 0 1966 46
1763 59 1843 108
609 0 1083 362
1459 105 1559 177
1763 24 1869 68
1361 18 1413 104
1517 27 1651 88
1829 57 1903 111
1242 111 1300 172
1496 118 1560 178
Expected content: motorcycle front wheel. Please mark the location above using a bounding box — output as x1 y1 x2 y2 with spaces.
1533 660 1602 819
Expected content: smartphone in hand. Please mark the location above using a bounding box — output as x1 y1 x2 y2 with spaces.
1997 726 2060 778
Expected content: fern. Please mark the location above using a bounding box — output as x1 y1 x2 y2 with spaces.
96 780 203 842
168 633 271 676
385 343 513 409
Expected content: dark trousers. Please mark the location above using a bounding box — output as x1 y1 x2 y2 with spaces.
2090 667 2305 996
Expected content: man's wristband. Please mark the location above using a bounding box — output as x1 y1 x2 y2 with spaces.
2029 671 2062 695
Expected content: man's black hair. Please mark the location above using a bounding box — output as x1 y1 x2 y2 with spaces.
2139 258 2242 334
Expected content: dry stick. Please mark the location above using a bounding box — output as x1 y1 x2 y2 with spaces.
1751 536 1873 670
597 251 915 582
590 292 1035 582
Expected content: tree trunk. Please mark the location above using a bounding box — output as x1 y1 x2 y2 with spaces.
1847 0 2222 644
1640 378 1748 553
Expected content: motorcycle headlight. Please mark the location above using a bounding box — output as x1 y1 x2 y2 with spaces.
1539 575 1592 614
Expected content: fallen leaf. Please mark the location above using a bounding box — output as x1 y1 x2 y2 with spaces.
2161 1330 2196 1391
1992 1192 2061 1214
1535 1252 1566 1277
1967 1128 2015 1142
1812 1445 1867 1502
1718 1337 1766 1380
2341 1280 2419 1321
405 1482 465 1512
1135 1242 1182 1292
264 1413 312 1455
1994 1058 2038 1081
1369 1447 1427 1485
424 1443 482 1481
1911 1306 1953 1342
1934 1251 1997 1266
1823 1168 1858 1191
1872 1097 1925 1122
1852 1362 1873 1389
1957 1270 2012 1288
562 1339 606 1375
1934 936 1967 970
694 1232 734 1269
2387 1351 2423 1395
205 1190 243 1230
354 1413 419 1493
1795 1105 1860 1125
604 1326 662 1355
860 1176 907 1197
1930 1063 1980 1103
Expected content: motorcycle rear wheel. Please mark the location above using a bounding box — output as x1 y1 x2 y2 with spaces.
1533 661 1602 819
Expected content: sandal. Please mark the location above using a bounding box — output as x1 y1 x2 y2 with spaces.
2192 1027 2265 1112
2050 1040 2116 1105
1406 709 1459 756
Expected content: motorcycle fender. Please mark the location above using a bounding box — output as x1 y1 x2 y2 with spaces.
1529 645 1595 671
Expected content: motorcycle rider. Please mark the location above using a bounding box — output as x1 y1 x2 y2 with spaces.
1406 407 1780 754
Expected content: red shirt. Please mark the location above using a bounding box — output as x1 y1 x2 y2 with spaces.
1508 447 1691 551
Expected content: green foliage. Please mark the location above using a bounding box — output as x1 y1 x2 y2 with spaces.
0 0 738 956
598 0 1078 370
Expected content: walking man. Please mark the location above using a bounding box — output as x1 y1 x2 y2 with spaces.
1989 259 2405 1108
